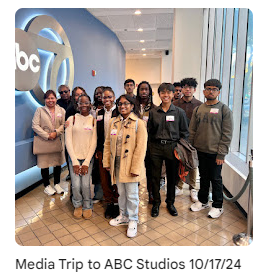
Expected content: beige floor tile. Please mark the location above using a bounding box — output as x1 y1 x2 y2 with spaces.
144 230 162 241
39 233 57 245
58 234 77 245
208 234 230 246
104 227 121 237
44 239 62 246
195 228 215 239
79 236 97 246
165 231 184 242
84 224 101 235
18 231 37 243
99 238 119 246
53 227 70 238
34 226 51 237
133 235 151 245
217 229 235 240
183 222 201 232
176 238 197 246
47 222 64 232
154 236 174 246
72 230 89 241
23 238 42 246
91 231 110 242
121 239 139 246
112 232 131 245
186 232 206 245
65 223 82 233
199 239 218 246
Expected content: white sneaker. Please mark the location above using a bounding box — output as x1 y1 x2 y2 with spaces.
109 214 129 226
44 185 56 196
127 220 137 238
190 189 198 202
208 207 224 218
54 184 65 194
175 186 184 196
190 201 209 212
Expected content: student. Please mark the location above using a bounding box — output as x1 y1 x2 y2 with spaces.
189 79 233 218
173 78 202 202
96 87 119 219
135 81 156 204
147 83 189 217
173 82 183 101
103 94 147 238
65 94 97 219
124 79 136 98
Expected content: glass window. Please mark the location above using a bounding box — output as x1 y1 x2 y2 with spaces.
239 10 253 156
228 8 239 111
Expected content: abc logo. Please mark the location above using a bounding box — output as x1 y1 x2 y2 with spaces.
15 28 41 91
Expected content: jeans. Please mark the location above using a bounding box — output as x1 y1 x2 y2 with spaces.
115 157 139 221
197 151 223 208
69 158 93 210
41 166 61 187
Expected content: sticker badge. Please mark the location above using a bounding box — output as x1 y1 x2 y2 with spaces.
84 127 92 131
97 115 103 121
210 108 219 114
56 113 62 117
166 115 175 122
111 129 117 135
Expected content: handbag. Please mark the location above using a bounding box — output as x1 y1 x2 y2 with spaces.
33 126 63 155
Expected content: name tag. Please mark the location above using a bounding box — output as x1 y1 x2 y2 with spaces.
84 127 92 131
56 113 62 117
97 115 103 121
210 108 219 114
143 116 149 122
111 129 117 135
166 115 175 122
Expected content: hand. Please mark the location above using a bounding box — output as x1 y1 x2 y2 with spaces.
73 165 80 175
131 173 139 177
81 165 89 175
48 132 57 140
216 159 224 165
65 121 70 128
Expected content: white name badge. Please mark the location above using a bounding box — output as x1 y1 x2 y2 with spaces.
84 127 92 131
143 116 149 122
166 115 175 122
210 108 219 114
56 113 62 117
111 129 117 135
97 115 103 121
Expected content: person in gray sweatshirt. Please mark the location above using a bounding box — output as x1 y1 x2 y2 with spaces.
189 79 233 219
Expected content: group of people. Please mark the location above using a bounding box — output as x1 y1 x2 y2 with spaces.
32 77 233 238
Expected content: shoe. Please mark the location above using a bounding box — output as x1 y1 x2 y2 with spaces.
190 189 198 202
92 198 100 204
54 184 65 194
83 209 92 219
112 204 119 219
73 206 83 219
151 205 160 217
66 174 71 181
208 207 224 218
105 203 114 219
109 214 129 226
190 201 209 212
44 185 56 196
127 220 137 238
167 204 178 216
175 186 184 196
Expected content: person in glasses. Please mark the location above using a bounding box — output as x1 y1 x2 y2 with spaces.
103 94 147 238
189 79 233 219
147 83 189 218
95 87 119 218
65 94 97 219
57 85 71 110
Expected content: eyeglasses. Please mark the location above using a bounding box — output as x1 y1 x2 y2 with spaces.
78 102 90 106
118 102 131 107
205 87 219 92
59 90 69 94
103 96 113 100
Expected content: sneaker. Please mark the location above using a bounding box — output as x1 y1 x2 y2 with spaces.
92 198 100 204
190 189 198 202
190 201 209 212
175 186 184 196
83 209 92 219
208 207 224 218
44 185 56 196
127 220 137 238
109 214 129 226
54 184 65 194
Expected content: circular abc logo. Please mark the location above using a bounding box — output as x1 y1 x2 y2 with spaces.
15 15 74 104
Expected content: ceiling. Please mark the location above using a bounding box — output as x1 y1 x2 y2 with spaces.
87 8 174 59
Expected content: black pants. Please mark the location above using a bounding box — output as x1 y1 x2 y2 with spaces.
197 151 223 208
150 141 178 206
41 166 61 187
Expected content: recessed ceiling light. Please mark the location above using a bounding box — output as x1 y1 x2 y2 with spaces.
143 54 146 56
140 40 145 43
134 10 141 15
142 48 146 51
137 28 143 32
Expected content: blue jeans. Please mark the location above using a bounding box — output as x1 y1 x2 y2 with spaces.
69 158 93 210
115 157 139 221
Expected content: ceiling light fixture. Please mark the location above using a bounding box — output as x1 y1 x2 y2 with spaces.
142 48 146 51
137 28 143 32
143 54 146 56
134 10 141 15
140 40 145 43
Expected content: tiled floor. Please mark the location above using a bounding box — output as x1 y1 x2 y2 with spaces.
15 169 247 246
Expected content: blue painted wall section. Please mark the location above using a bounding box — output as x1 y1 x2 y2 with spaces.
15 8 126 194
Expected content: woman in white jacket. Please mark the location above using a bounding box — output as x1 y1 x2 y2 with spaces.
65 94 97 219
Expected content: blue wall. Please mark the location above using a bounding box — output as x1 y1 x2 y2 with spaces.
15 8 126 194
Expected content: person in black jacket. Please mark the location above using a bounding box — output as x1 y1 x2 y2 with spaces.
96 87 119 219
147 83 189 217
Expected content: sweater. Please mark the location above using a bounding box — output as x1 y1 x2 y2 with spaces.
189 101 233 160
65 113 97 167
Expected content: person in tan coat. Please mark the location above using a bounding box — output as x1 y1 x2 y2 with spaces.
103 94 147 238
32 90 66 196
